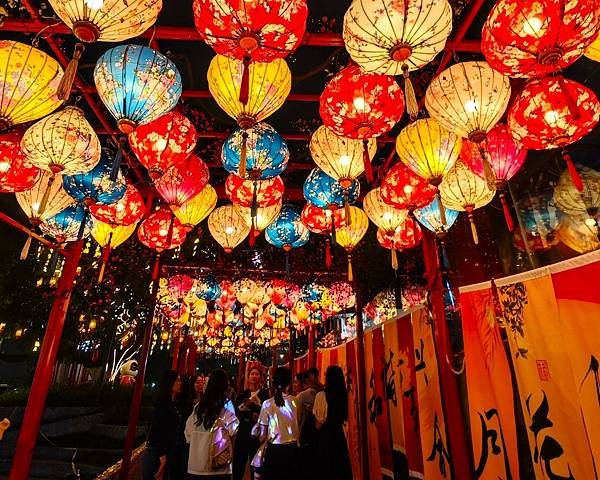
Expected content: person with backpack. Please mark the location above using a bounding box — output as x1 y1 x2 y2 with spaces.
255 367 300 480
185 369 239 479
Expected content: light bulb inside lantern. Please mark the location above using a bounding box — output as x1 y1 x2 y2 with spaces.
353 96 367 112
403 184 413 195
116 203 125 212
85 0 104 10
32 202 40 214
523 16 543 35
464 99 478 113
585 217 597 227
159 228 169 236
339 155 351 166
155 138 168 151
0 161 10 173
383 212 393 221
544 110 560 124
325 209 333 218
225 226 235 235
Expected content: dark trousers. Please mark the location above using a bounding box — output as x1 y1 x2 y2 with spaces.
233 435 260 480
262 443 299 480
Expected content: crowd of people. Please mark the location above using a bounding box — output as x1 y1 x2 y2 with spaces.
141 363 352 480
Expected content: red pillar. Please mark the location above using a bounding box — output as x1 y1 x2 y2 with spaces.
9 240 83 480
422 231 474 479
308 325 316 368
118 254 161 480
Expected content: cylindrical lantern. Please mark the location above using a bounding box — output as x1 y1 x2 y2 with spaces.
208 204 251 253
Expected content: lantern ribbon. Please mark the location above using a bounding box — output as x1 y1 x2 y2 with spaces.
57 43 84 101
362 139 374 184
240 56 251 105
240 130 249 178
478 146 497 191
38 174 56 217
402 64 418 121
20 235 32 261
563 151 584 192
499 192 514 232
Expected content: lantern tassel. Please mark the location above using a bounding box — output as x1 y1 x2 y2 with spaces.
468 211 479 245
240 131 249 178
38 174 55 217
563 151 584 192
391 247 398 271
239 56 251 106
57 43 84 101
20 235 32 261
344 192 351 226
499 192 514 232
325 237 332 268
479 146 496 191
347 254 353 282
110 143 124 181
402 64 418 120
362 139 373 184
436 191 447 226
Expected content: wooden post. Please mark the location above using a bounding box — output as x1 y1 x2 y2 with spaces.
9 240 83 480
308 324 316 368
118 254 161 480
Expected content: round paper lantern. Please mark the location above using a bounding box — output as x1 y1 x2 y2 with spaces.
222 123 289 180
558 215 600 254
343 0 452 118
377 217 422 270
174 184 217 232
234 278 257 305
128 110 197 179
138 206 187 252
154 154 210 209
439 162 496 244
21 106 101 175
310 125 377 187
554 166 600 219
320 64 405 181
0 130 41 193
16 171 74 225
91 219 137 281
208 204 251 253
94 45 182 134
301 203 346 235
196 275 221 302
265 205 309 251
41 203 91 242
235 202 282 237
48 0 162 43
482 0 600 78
303 168 360 213
0 41 64 130
62 149 126 206
329 282 355 310
413 199 459 238
208 55 291 130
89 183 145 227
380 162 437 210
363 187 409 234
335 206 369 281
586 34 600 62
225 174 284 208
518 192 561 251
425 61 511 143
168 274 194 302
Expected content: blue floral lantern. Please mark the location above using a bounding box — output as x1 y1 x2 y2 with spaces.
301 282 325 304
94 45 182 134
40 203 92 242
303 168 360 211
196 275 222 302
413 199 460 238
222 123 289 180
265 204 309 251
62 149 127 206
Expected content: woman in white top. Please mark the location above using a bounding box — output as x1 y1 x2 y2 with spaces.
256 367 300 480
185 369 240 480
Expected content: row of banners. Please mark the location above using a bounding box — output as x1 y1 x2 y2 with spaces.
295 249 600 479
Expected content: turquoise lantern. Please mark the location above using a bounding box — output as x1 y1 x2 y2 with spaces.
265 204 309 251
40 203 92 242
94 45 182 134
222 122 289 180
196 275 222 302
303 168 360 218
62 148 127 206
413 199 459 238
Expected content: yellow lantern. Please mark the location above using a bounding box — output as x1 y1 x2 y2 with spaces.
553 166 600 219
336 206 369 281
309 125 377 188
557 215 600 254
363 187 409 234
207 55 291 130
584 34 600 62
208 204 251 253
91 219 137 282
0 41 64 130
21 106 101 175
174 184 217 232
439 161 495 244
16 171 74 225
235 201 282 238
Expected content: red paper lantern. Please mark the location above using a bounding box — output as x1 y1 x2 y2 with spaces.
301 203 346 235
128 110 197 179
168 274 194 301
380 163 437 210
225 174 284 208
377 217 422 251
320 64 404 182
0 130 41 193
89 183 145 227
138 207 187 252
482 0 600 78
155 154 210 209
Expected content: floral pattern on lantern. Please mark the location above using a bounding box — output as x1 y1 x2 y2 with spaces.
94 45 182 134
225 174 284 208
558 215 600 254
235 202 282 234
0 130 41 193
507 76 600 150
413 199 459 237
301 203 345 235
265 204 309 251
303 168 360 210
16 171 74 225
377 217 422 250
91 219 136 249
138 206 187 252
553 166 600 218
425 61 511 142
154 154 210 209
89 183 145 227
129 110 197 179
363 187 409 234
21 106 101 175
41 203 91 242
62 149 126 206
482 0 600 78
196 275 222 302
222 123 289 179
0 41 64 129
174 184 217 231
208 204 251 253
380 162 437 210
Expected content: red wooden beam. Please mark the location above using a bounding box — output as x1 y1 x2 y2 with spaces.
0 211 65 253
